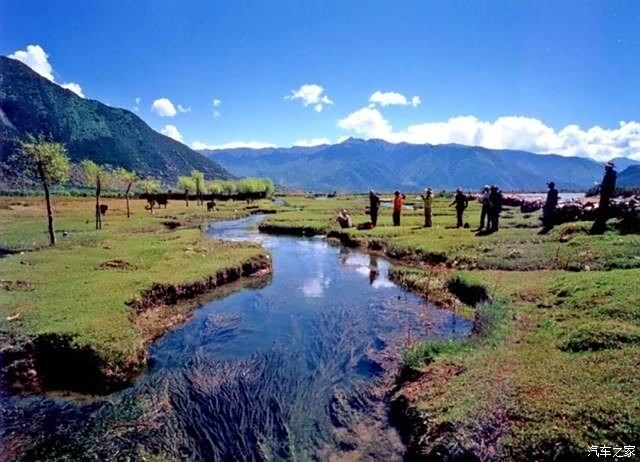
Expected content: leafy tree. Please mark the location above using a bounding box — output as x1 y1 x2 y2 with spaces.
113 168 137 218
220 180 237 195
262 178 275 197
14 136 71 246
177 176 196 207
207 181 223 195
191 170 205 205
80 160 110 229
139 179 161 213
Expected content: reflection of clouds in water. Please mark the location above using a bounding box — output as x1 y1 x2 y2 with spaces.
344 254 370 267
371 278 396 289
297 239 328 251
301 273 331 298
354 266 370 277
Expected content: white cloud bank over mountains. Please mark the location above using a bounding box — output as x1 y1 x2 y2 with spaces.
338 107 640 162
192 140 276 150
293 138 332 147
9 45 85 97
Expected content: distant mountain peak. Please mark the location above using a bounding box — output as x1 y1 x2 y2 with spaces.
200 139 607 192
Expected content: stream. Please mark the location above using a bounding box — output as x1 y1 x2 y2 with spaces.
1 215 472 461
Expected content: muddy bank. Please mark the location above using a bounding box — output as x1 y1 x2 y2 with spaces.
259 224 454 268
258 222 325 236
0 254 272 395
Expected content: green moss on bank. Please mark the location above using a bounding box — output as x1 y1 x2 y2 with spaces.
395 268 640 460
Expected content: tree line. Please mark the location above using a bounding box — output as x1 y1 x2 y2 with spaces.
13 136 275 246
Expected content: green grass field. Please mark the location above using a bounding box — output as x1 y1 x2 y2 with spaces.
0 196 273 378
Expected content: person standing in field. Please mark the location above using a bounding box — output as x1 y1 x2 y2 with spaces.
420 187 433 227
478 185 490 230
369 189 381 227
450 188 468 228
539 181 558 234
393 190 404 226
591 161 617 234
488 185 503 232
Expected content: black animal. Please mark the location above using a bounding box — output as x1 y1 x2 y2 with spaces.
99 204 108 216
207 201 216 212
156 194 168 208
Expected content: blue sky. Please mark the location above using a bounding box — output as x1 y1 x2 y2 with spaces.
2 0 640 160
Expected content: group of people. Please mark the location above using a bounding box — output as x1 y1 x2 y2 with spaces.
444 185 504 233
337 162 618 234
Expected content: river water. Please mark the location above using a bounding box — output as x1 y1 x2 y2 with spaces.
1 215 471 461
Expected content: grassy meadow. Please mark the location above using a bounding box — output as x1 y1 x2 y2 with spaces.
1 192 638 458
0 196 274 378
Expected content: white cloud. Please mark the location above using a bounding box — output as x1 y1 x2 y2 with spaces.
369 90 421 108
160 124 183 142
286 84 333 112
151 98 177 117
9 44 54 81
191 140 276 150
338 107 392 138
292 138 331 147
338 109 640 162
177 104 191 113
133 97 141 112
212 99 222 118
9 44 85 98
60 82 84 97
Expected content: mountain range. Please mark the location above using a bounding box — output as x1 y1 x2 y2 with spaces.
201 139 640 192
618 165 640 188
0 56 230 185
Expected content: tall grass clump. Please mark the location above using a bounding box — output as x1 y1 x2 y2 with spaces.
402 340 464 368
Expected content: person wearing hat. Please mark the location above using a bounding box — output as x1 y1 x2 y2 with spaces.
591 161 617 234
478 185 491 231
392 190 404 226
540 181 559 233
420 187 434 227
369 189 381 228
449 188 468 228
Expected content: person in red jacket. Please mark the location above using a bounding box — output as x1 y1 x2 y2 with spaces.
393 190 404 226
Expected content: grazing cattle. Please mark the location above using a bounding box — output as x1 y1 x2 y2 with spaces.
156 194 168 208
99 204 108 215
207 201 216 212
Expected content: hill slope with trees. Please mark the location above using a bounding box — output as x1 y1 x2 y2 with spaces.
0 56 230 185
